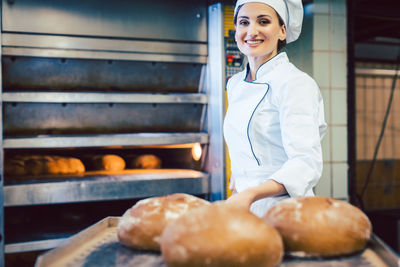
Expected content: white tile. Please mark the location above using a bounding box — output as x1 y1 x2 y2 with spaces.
302 51 313 77
321 126 331 162
331 52 347 88
331 15 347 52
313 0 330 14
331 89 347 125
321 88 330 123
313 15 330 51
331 0 346 15
331 126 348 161
312 52 330 88
332 162 348 199
315 163 332 197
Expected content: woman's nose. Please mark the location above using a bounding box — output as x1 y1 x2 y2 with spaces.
247 23 258 37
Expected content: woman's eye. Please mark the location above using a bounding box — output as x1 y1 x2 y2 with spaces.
259 19 270 25
239 20 249 26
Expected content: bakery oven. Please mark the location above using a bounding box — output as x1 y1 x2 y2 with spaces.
0 0 226 265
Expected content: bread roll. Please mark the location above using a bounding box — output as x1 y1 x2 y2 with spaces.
92 154 125 171
131 154 161 169
263 196 372 257
46 156 85 174
160 202 283 267
117 193 209 251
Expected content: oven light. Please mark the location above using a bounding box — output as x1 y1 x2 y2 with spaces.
192 143 202 161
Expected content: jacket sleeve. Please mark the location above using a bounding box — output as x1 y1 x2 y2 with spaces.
269 74 325 197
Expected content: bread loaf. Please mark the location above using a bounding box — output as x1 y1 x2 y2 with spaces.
4 158 27 176
8 155 85 176
263 196 372 257
160 202 283 267
131 154 161 169
92 154 125 171
117 193 209 251
45 156 85 174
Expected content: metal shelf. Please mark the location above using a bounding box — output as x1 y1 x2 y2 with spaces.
5 238 68 254
2 92 208 104
2 33 207 64
3 132 209 149
4 169 210 207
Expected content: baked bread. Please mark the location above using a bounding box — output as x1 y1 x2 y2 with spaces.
4 158 27 176
92 154 125 171
117 193 210 251
160 202 283 267
131 154 161 169
9 155 85 175
263 196 372 257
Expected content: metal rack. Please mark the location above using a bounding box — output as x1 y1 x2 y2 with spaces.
0 0 226 265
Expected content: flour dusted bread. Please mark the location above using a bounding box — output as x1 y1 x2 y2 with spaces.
92 154 126 171
160 202 283 267
263 196 372 257
117 193 210 251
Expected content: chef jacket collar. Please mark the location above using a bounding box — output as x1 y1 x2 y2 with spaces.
245 52 289 82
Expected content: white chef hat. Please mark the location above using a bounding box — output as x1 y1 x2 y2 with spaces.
234 0 303 43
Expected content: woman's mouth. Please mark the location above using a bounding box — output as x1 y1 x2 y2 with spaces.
245 40 264 46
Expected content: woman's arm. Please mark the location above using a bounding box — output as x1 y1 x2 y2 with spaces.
226 179 286 210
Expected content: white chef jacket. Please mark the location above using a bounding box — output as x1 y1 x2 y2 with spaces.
223 52 327 217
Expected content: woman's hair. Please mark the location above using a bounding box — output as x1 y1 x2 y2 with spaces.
234 4 287 51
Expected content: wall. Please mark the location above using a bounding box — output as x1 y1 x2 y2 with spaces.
287 0 348 200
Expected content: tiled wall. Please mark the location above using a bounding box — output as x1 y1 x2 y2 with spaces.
287 0 348 200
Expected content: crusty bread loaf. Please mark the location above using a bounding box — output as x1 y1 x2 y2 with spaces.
92 154 126 171
117 193 210 251
263 196 372 257
7 155 85 176
160 202 283 267
131 154 161 169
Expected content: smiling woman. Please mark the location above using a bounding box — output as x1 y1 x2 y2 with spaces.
223 0 328 217
234 3 286 70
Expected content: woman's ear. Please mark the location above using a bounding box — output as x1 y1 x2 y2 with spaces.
279 25 287 41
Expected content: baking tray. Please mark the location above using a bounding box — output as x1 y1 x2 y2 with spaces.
35 217 400 267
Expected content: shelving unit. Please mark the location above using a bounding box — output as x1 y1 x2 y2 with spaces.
0 0 225 265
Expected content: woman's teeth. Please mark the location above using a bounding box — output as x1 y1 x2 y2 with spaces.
246 40 263 44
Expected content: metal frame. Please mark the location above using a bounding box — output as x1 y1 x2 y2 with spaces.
2 92 208 104
0 1 4 264
3 133 209 149
205 3 226 201
347 0 357 207
4 170 210 207
2 47 207 64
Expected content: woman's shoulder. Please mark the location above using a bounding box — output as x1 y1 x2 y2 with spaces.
272 62 319 91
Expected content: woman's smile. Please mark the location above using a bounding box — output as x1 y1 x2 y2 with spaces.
245 39 264 46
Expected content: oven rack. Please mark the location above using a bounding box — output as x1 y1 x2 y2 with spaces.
3 169 210 207
3 133 209 149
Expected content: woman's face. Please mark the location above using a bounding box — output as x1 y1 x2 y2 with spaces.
235 2 286 62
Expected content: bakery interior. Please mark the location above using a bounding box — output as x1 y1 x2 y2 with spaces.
0 0 400 266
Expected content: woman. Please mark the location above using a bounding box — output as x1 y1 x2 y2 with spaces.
224 0 327 217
